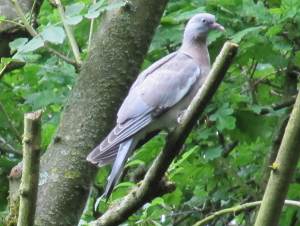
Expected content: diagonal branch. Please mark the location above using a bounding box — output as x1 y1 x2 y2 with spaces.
92 41 239 226
254 74 300 226
193 199 300 226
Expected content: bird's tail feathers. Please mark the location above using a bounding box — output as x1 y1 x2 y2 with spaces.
102 138 135 199
86 144 117 167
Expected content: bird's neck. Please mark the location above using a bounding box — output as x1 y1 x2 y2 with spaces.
179 39 210 67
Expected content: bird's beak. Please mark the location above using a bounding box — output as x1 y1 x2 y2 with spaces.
211 22 225 32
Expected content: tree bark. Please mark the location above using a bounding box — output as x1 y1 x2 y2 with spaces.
34 1 169 225
254 88 300 226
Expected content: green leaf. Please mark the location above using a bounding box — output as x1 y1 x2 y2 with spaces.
169 146 198 172
64 3 85 25
9 38 28 53
65 15 83 25
85 1 125 19
230 26 265 43
65 2 85 16
125 159 144 167
24 90 65 109
19 36 44 53
151 197 165 206
85 10 100 19
203 146 223 161
209 103 236 130
41 26 66 44
114 181 134 190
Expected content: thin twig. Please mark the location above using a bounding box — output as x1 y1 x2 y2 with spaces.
0 101 22 143
247 59 258 104
88 0 97 52
46 46 79 67
193 200 300 226
10 0 80 68
17 110 42 226
11 0 37 36
259 96 296 115
0 18 25 27
0 136 22 156
91 42 239 226
0 63 9 80
29 0 38 24
54 0 82 65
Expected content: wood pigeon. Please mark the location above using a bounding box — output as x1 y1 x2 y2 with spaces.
87 13 225 198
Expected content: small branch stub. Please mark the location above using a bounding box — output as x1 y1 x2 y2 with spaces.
17 110 42 226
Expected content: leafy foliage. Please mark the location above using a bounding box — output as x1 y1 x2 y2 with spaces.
1 0 300 225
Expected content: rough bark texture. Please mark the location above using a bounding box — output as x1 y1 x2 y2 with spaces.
254 89 300 226
34 1 169 225
18 111 41 226
5 163 22 226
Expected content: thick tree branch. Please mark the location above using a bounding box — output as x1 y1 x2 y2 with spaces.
92 42 239 226
34 1 169 225
17 110 42 226
254 86 300 226
193 200 300 226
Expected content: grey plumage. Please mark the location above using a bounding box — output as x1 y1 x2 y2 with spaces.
87 13 224 199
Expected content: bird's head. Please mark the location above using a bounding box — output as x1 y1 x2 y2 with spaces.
183 13 224 42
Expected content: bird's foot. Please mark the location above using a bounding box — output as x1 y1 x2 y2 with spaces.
177 110 186 124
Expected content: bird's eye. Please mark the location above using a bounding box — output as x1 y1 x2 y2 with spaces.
202 19 206 23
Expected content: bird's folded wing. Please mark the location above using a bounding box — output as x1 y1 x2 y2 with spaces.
90 52 201 160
